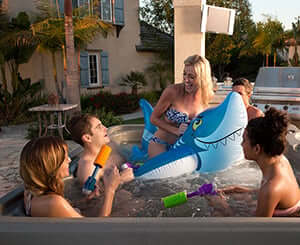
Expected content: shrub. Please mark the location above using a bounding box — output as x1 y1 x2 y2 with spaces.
139 90 162 105
119 71 147 95
0 76 43 126
81 91 140 115
83 107 123 127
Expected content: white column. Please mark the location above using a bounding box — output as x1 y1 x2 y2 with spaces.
173 0 205 84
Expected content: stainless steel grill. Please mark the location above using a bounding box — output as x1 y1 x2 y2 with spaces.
252 67 300 120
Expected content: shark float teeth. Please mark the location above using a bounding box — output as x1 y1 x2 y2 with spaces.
228 133 236 141
220 138 227 146
236 128 242 136
197 128 243 150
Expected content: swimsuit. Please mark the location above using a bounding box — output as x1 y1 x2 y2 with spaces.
165 107 189 126
273 200 300 217
24 189 33 216
150 136 172 150
150 108 189 149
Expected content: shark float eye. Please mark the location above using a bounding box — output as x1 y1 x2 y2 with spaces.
192 118 202 131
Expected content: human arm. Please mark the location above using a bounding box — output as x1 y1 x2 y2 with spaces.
218 185 257 195
150 86 182 136
120 168 134 184
255 184 280 217
99 166 121 217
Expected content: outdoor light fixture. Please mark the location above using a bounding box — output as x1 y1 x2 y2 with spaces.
201 4 236 35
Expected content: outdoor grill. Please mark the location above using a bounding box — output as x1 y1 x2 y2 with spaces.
252 67 300 120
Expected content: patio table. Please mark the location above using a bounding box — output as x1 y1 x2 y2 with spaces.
29 104 78 139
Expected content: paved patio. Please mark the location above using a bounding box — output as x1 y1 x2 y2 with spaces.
0 123 81 198
0 110 143 198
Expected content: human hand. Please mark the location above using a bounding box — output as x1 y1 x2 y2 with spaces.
216 189 226 199
103 166 121 193
86 182 104 200
177 122 189 136
120 168 134 184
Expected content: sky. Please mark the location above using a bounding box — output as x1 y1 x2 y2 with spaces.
140 0 300 30
250 0 300 30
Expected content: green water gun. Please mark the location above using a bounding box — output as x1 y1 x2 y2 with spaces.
162 183 217 208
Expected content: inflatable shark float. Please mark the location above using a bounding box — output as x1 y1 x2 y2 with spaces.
130 92 248 180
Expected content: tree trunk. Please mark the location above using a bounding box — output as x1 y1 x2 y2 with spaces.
132 85 138 95
274 52 276 67
64 0 81 111
55 0 61 18
8 61 18 92
0 64 8 91
266 54 269 67
51 51 64 101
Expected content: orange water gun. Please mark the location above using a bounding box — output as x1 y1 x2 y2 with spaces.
82 145 112 195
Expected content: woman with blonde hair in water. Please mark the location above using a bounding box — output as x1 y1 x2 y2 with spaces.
148 55 214 158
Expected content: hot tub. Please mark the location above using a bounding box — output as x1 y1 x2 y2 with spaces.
1 124 300 244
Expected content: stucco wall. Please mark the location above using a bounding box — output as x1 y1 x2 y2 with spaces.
4 0 157 96
81 0 156 94
5 0 36 17
173 0 205 84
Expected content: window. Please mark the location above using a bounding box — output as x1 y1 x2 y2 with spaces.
101 0 112 22
70 0 124 25
72 0 93 15
80 50 109 88
88 53 100 86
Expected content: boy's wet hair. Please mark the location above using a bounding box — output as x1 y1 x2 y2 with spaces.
68 114 95 146
232 77 253 95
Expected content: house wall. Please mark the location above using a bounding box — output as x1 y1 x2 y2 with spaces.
3 0 157 96
82 0 156 94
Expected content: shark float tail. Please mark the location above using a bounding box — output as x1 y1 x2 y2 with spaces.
131 92 248 180
129 98 157 162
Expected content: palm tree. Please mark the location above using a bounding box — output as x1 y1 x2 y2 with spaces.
119 71 147 95
253 23 272 67
289 17 300 66
0 8 10 91
253 18 284 67
64 0 79 108
32 17 65 100
0 12 38 92
32 0 112 105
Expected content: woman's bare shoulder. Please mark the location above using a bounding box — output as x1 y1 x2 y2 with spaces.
162 84 183 97
46 194 82 217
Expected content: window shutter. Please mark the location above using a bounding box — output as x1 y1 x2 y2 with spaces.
80 51 89 88
114 0 124 25
72 0 78 9
100 51 109 86
101 0 112 21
